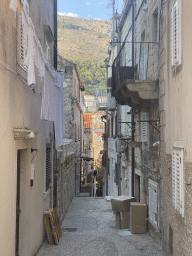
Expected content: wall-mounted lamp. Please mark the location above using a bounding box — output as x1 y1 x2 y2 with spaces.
31 148 38 153
30 163 35 186
101 115 107 123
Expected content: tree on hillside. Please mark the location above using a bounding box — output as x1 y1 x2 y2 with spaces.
73 58 106 95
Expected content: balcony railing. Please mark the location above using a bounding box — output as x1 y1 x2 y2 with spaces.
112 64 135 95
111 49 158 106
95 87 107 111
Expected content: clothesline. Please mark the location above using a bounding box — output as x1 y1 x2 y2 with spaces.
20 0 65 148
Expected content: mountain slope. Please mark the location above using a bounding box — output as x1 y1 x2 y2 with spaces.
57 15 112 62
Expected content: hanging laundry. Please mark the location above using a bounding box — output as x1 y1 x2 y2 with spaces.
41 69 65 148
35 42 45 78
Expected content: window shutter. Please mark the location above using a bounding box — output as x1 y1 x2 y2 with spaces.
149 180 158 227
140 112 149 143
129 168 132 197
172 147 184 217
20 13 25 63
171 0 181 66
46 144 51 191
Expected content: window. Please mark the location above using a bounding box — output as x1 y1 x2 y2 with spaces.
46 144 51 191
46 41 50 60
127 33 132 66
140 31 146 80
172 147 184 217
111 116 113 137
78 124 80 140
115 115 117 136
149 180 158 227
152 9 158 43
107 119 110 137
171 0 182 67
75 124 78 142
129 169 132 197
114 163 118 184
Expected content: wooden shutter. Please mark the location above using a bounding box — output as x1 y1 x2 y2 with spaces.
140 112 149 143
172 147 184 217
19 12 26 66
46 144 51 191
171 0 181 66
148 180 158 227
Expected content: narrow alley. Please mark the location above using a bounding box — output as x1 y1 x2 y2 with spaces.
36 197 165 256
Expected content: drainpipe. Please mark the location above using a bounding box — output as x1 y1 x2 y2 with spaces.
80 110 83 193
54 0 57 69
131 0 135 197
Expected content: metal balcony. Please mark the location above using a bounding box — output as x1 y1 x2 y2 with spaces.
111 62 158 107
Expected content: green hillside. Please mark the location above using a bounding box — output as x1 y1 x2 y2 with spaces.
57 15 112 94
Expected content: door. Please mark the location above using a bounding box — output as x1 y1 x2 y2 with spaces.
135 174 140 202
15 150 21 256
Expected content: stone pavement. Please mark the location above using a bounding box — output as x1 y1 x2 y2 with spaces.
36 197 165 256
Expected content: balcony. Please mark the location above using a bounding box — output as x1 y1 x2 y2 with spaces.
111 63 158 107
95 87 107 111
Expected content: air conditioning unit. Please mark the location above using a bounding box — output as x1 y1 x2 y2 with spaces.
115 138 127 153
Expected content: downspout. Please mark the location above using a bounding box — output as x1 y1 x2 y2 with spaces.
54 0 57 69
131 0 135 197
80 109 83 194
106 66 109 196
157 0 164 231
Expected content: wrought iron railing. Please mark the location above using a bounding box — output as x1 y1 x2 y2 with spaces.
112 62 134 95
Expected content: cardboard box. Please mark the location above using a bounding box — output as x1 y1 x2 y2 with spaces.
111 196 136 212
130 202 147 234
121 211 130 229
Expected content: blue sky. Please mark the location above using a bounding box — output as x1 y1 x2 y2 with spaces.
58 0 124 20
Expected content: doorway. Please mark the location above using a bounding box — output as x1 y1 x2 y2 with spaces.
15 150 21 256
135 174 140 202
15 149 30 256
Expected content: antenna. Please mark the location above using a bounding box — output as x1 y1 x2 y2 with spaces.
107 0 115 47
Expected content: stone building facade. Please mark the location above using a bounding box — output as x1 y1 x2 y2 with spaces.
107 0 192 255
0 0 65 255
159 0 192 254
57 56 84 201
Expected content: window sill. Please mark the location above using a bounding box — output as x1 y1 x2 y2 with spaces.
43 188 50 200
17 62 27 81
171 63 182 74
174 207 185 223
